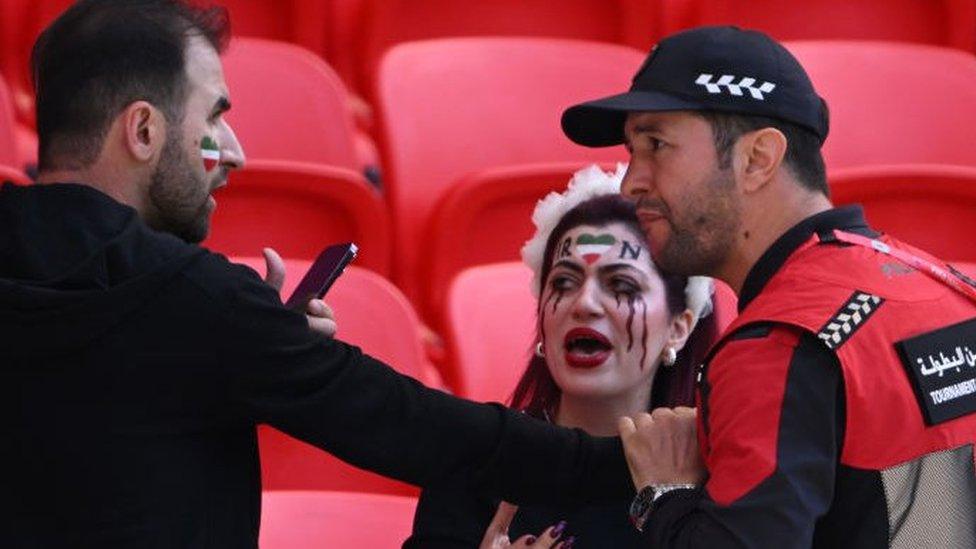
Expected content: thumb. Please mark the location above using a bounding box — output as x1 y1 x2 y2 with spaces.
262 247 286 292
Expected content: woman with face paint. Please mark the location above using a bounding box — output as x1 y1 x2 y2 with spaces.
405 166 717 549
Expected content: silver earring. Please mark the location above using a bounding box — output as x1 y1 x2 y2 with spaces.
535 341 545 358
662 347 677 368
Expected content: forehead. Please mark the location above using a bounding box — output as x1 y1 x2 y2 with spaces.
623 110 712 138
183 35 227 100
557 223 652 270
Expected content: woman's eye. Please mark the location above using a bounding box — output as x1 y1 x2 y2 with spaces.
610 278 640 294
550 275 577 291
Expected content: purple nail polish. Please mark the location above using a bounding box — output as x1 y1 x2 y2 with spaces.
526 536 537 545
552 520 567 538
563 536 576 548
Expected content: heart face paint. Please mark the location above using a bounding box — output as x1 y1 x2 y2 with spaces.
575 233 617 264
200 136 219 171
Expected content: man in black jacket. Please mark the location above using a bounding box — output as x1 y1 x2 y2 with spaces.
0 1 629 546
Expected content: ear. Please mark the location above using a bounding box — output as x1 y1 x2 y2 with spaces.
120 101 166 164
736 127 787 194
667 309 695 354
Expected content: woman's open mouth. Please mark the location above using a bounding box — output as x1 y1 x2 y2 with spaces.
563 327 612 369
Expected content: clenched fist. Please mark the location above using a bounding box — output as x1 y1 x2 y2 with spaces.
618 407 706 490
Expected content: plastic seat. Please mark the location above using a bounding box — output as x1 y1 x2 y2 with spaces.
829 164 976 262
0 75 19 169
445 262 739 402
205 160 390 275
661 0 976 51
259 490 417 548
785 41 976 171
0 164 31 185
221 38 359 169
375 38 642 305
420 162 613 325
234 257 442 495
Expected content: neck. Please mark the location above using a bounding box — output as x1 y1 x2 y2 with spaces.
555 386 652 436
716 186 833 294
36 163 147 215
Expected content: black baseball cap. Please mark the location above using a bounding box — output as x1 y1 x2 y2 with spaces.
562 26 829 147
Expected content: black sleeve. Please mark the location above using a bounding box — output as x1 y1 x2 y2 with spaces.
642 327 844 548
210 259 632 505
403 486 498 548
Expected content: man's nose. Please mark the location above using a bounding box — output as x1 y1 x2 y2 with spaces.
621 159 652 201
220 122 246 170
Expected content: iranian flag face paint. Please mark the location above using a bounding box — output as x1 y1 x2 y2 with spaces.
200 136 220 171
575 233 617 264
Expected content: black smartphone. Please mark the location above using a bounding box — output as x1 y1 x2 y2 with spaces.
284 243 358 312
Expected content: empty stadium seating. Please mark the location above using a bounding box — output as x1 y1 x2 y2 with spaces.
829 164 976 262
0 164 30 185
420 162 614 325
205 160 391 274
0 74 19 170
374 38 640 306
221 38 360 169
259 490 417 547
234 256 441 495
661 0 976 51
786 41 976 171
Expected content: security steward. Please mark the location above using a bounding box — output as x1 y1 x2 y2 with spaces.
561 26 976 548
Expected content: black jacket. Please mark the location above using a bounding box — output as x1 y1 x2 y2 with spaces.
0 183 630 548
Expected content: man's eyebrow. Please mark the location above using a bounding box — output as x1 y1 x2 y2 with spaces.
211 96 231 116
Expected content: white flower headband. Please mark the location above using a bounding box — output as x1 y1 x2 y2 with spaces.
519 164 714 322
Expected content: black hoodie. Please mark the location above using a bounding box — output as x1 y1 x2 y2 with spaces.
0 183 630 548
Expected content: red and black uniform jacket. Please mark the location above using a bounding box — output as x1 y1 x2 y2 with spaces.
644 206 976 548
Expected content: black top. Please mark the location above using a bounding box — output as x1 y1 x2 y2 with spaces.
0 183 631 548
406 472 645 548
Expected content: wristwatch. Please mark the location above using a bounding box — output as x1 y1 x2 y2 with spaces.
628 483 698 532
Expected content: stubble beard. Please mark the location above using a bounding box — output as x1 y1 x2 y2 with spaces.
148 131 213 244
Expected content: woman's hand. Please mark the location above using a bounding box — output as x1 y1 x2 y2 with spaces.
480 502 574 548
618 406 706 490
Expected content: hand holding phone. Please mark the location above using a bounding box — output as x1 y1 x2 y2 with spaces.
285 243 358 312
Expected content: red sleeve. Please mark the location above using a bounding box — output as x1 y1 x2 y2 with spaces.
702 327 800 505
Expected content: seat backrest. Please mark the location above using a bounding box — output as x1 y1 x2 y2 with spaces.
785 41 976 171
375 38 640 303
445 261 740 402
259 490 417 548
233 257 440 494
222 38 358 168
0 75 19 168
662 0 976 51
205 160 390 274
830 164 976 262
445 262 536 401
420 162 614 325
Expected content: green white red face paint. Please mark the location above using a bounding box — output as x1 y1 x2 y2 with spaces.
200 136 219 171
574 233 617 264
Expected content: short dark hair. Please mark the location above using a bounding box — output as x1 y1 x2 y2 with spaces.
509 194 717 417
32 0 230 170
698 111 828 196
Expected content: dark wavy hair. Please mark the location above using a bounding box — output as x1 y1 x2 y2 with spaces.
509 194 719 418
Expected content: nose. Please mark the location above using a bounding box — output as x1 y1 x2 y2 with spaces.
219 120 246 170
571 278 604 320
621 158 651 201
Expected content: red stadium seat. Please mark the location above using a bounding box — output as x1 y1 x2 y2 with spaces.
355 0 644 92
0 74 19 169
234 257 442 495
0 164 31 185
375 38 641 305
661 0 976 51
830 164 976 262
205 160 391 275
221 38 360 169
259 491 417 548
445 261 739 402
420 162 614 325
785 41 976 171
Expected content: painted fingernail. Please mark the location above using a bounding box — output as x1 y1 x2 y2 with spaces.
552 521 567 538
526 536 537 545
563 536 576 548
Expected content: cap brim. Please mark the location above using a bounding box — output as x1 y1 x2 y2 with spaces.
561 90 706 147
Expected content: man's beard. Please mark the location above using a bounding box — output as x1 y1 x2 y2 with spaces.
645 169 741 277
148 132 215 243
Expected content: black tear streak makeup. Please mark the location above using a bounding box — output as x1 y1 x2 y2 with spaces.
626 294 637 351
639 297 648 370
